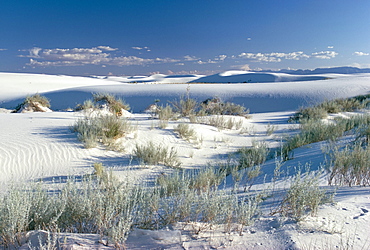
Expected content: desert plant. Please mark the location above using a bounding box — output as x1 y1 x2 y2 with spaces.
170 86 199 117
188 165 227 192
328 144 370 186
157 104 177 121
200 97 249 116
238 142 269 169
72 115 133 149
93 93 130 114
289 95 370 123
14 93 51 112
174 123 197 142
133 142 181 168
196 115 243 130
75 99 97 111
272 168 328 221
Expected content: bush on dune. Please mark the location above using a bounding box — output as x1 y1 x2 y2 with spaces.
13 93 51 113
289 94 370 123
72 114 133 149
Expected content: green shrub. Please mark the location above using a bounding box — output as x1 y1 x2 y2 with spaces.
157 104 177 121
282 115 370 160
273 169 328 221
238 142 269 169
14 94 51 112
174 123 197 142
93 93 130 114
290 95 370 123
196 115 244 130
72 115 133 149
200 98 249 116
329 144 370 186
134 142 181 168
170 95 198 117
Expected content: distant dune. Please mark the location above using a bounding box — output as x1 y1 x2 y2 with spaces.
1 71 370 113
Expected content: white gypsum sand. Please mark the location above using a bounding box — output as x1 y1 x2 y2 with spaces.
0 71 369 249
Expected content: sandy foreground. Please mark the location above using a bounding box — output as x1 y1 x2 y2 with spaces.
0 72 369 249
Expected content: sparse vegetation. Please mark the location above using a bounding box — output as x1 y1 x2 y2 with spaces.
93 93 130 114
134 142 181 168
272 168 329 221
289 94 370 123
174 123 197 142
328 144 370 186
200 97 249 116
76 93 130 115
14 93 51 112
72 115 133 149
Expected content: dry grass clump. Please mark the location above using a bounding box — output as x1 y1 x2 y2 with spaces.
76 93 130 115
155 167 261 234
72 115 133 149
93 93 130 114
290 94 370 123
14 93 51 112
170 93 198 117
200 97 249 116
282 114 370 160
238 142 269 169
328 144 370 186
0 173 140 248
134 142 181 168
195 115 244 130
272 169 329 222
157 104 178 121
174 123 197 142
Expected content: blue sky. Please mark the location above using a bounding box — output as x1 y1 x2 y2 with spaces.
1 0 370 76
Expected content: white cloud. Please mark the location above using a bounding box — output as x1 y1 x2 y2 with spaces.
247 38 252 41
327 46 334 49
238 51 310 62
184 55 200 61
24 46 178 67
97 46 118 51
311 51 338 59
0 48 7 51
132 46 150 50
196 59 217 64
214 55 227 61
353 51 369 56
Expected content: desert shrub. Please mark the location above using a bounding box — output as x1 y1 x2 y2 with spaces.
282 115 370 160
157 104 177 121
328 144 370 186
289 106 328 122
133 142 181 168
238 142 269 169
196 115 244 130
14 93 51 112
266 123 276 136
75 99 97 111
0 175 140 248
200 97 249 116
72 115 133 149
188 166 227 191
273 169 328 221
170 95 198 117
25 94 50 108
155 168 261 234
290 95 370 123
174 123 197 142
93 93 130 114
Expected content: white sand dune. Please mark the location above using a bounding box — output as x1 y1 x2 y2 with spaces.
0 71 370 249
2 72 370 113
